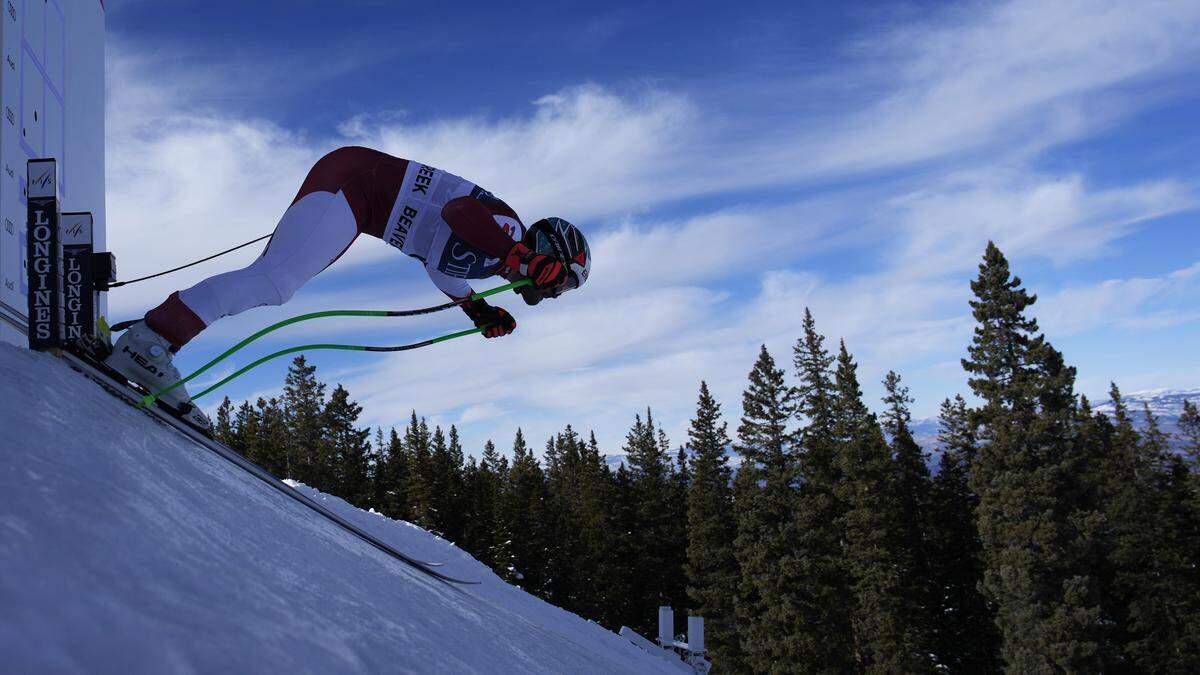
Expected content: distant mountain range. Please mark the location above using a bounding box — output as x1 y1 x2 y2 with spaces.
909 387 1199 466
1090 388 1200 436
603 388 1199 472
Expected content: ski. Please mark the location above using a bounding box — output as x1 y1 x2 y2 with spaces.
55 343 475 586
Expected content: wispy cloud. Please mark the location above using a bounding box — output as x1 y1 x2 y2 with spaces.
789 0 1200 176
338 84 702 221
1038 262 1200 335
887 169 1196 277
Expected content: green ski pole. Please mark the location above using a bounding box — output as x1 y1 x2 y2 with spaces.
168 326 485 406
141 279 529 407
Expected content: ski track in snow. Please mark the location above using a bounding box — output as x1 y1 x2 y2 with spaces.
0 344 679 674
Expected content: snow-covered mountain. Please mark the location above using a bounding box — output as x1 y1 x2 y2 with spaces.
1091 388 1200 437
908 388 1200 454
604 449 743 473
606 388 1198 476
0 344 681 674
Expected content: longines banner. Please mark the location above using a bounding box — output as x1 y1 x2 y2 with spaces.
60 212 95 342
26 159 59 350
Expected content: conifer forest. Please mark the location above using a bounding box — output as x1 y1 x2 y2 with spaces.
214 243 1200 673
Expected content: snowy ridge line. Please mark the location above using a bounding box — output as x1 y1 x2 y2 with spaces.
56 349 478 586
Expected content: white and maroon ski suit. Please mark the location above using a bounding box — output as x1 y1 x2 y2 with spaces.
143 146 526 347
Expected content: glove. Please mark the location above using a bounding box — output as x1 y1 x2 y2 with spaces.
505 242 567 290
462 299 516 339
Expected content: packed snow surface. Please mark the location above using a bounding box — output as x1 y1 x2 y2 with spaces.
0 344 678 674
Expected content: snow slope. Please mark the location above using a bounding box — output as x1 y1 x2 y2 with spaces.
0 344 679 674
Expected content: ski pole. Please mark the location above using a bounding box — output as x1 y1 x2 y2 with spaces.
140 279 530 406
109 278 530 334
158 325 486 406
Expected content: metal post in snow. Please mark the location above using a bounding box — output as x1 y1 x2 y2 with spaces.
687 615 705 653
658 606 674 647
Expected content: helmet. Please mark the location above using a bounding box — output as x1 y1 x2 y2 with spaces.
519 217 590 304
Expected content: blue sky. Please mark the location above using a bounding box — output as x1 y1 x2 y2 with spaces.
103 0 1200 457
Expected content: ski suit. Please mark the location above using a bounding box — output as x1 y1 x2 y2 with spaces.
143 147 526 348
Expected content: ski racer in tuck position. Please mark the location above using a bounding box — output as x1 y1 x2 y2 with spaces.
105 146 592 428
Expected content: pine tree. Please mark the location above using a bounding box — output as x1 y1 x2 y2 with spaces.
1137 400 1200 667
1100 388 1200 671
540 434 571 606
254 397 289 477
368 427 386 512
1182 400 1200 538
231 400 260 462
542 430 572 603
323 384 371 506
1181 399 1200 471
214 397 235 447
675 445 690 489
962 242 1105 672
684 381 742 670
580 431 630 630
794 309 838 443
880 370 936 664
462 440 502 568
1144 405 1200 667
790 314 856 670
376 427 408 520
881 371 929 533
427 425 466 543
283 355 327 486
448 427 467 528
623 410 684 636
460 456 488 562
404 413 436 531
670 442 691 612
833 343 930 673
733 345 809 671
489 451 516 583
606 459 640 631
927 395 1000 672
428 426 450 535
541 425 610 620
501 428 549 593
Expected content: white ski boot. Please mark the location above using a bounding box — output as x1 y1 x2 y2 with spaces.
105 320 211 430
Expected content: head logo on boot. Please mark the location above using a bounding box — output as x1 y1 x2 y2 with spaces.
123 345 167 380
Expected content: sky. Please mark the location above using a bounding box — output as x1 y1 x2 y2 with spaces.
102 0 1200 459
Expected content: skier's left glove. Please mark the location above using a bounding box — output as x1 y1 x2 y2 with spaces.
462 298 516 339
505 243 567 291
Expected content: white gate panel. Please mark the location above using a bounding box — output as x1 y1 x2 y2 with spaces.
0 0 105 345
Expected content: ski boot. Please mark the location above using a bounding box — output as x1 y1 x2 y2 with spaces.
105 320 211 430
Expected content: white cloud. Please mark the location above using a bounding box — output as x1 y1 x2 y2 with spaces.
790 0 1200 177
339 84 702 221
887 169 1196 278
105 49 321 317
1037 262 1200 335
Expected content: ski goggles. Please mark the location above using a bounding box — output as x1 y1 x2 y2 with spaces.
517 272 580 305
523 230 583 300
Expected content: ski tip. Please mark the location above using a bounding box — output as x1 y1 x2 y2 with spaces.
138 393 156 408
109 318 139 333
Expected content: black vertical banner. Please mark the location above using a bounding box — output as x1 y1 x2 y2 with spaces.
60 213 95 342
26 159 59 350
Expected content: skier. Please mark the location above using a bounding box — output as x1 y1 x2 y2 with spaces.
105 146 591 427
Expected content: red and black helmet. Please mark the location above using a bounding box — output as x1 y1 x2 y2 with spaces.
519 217 590 304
